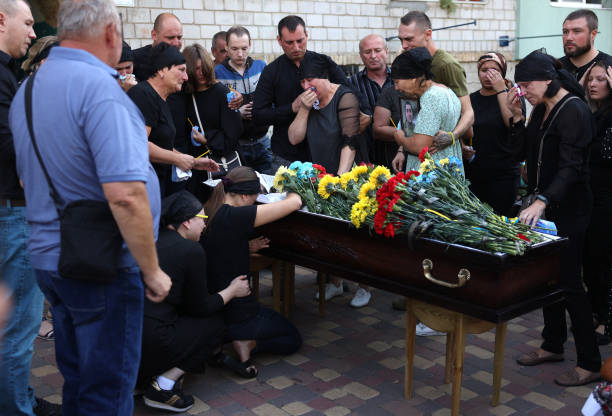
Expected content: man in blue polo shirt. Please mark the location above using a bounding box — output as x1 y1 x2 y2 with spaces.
10 1 171 415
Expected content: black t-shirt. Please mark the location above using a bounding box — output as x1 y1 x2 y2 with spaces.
202 204 259 324
185 83 243 158
559 51 612 81
145 229 225 324
128 80 176 186
375 86 401 127
590 106 612 192
467 91 521 179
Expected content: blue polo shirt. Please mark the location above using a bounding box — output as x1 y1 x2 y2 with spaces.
9 46 160 271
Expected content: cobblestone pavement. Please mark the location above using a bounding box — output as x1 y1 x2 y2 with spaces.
31 267 610 415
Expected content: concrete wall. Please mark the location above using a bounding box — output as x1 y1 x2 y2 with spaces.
516 0 612 59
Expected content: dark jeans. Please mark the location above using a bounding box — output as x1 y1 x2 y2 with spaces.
226 306 301 356
269 154 294 175
540 214 601 372
240 135 274 175
35 267 144 416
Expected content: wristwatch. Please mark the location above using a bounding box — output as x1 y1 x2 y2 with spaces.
496 88 509 95
536 194 549 206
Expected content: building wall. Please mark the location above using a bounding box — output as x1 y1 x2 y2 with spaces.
516 0 612 59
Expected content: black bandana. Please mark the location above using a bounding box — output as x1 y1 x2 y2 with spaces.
298 54 330 79
161 190 202 229
514 51 557 82
222 177 261 195
391 47 433 80
150 42 186 75
31 41 59 68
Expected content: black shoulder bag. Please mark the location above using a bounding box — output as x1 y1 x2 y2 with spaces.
519 96 579 218
25 71 123 283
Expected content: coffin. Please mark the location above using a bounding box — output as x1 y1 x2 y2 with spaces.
256 210 567 323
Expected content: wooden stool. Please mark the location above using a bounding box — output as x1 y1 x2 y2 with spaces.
249 254 274 300
268 260 295 318
405 298 507 416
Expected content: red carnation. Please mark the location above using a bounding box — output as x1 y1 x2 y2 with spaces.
418 147 429 163
313 164 327 174
517 233 530 242
406 170 420 178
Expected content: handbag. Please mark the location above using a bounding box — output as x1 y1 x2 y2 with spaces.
519 96 579 217
191 94 242 180
25 71 123 283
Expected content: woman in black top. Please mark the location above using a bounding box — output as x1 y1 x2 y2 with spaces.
288 53 360 175
203 167 303 377
510 51 601 386
182 44 242 171
582 61 612 342
128 42 216 196
140 191 250 412
467 52 521 216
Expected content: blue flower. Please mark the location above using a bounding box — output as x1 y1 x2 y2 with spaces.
289 161 303 172
448 156 463 167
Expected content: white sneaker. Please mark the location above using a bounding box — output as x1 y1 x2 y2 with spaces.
415 322 444 336
350 288 371 308
314 282 344 301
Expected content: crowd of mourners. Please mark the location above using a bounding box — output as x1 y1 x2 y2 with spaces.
0 0 611 414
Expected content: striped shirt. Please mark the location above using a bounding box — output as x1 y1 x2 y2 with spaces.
347 67 392 115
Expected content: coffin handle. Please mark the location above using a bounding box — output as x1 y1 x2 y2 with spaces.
422 259 470 288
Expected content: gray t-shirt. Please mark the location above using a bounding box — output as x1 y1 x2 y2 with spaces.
10 47 160 270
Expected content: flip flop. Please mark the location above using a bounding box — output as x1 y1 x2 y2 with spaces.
37 327 54 341
221 354 258 379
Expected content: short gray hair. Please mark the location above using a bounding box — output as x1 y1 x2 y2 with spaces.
57 0 119 41
0 0 23 17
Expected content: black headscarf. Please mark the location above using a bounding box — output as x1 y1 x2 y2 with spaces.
515 50 586 101
391 47 433 80
149 42 186 75
222 177 261 195
30 40 59 68
298 53 330 79
120 41 134 63
161 190 202 229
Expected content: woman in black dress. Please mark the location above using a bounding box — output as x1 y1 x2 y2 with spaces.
128 42 216 197
467 52 522 216
510 51 601 386
140 191 251 412
582 61 612 343
203 167 303 378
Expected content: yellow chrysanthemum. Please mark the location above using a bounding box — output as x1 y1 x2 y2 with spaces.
273 166 290 192
368 166 391 187
339 171 355 189
438 158 450 166
317 175 339 199
418 159 434 174
358 182 376 201
351 165 368 180
350 200 369 228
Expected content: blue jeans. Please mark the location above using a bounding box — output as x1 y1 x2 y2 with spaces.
226 306 302 355
35 267 144 416
0 206 43 416
240 135 274 174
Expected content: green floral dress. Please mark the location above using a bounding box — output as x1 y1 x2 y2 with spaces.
403 85 463 175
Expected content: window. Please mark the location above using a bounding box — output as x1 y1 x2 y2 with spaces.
550 0 602 7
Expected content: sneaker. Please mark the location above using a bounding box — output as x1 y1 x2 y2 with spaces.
314 282 344 301
350 288 371 308
415 322 444 336
143 377 194 413
34 397 61 416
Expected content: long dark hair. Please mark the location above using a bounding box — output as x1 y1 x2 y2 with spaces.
204 166 259 225
584 60 612 116
182 43 216 94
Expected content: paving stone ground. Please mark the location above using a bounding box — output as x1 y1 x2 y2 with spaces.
31 267 611 415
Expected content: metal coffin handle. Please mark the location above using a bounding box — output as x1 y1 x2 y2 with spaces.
422 259 470 288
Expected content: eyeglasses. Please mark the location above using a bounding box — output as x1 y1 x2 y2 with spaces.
195 214 208 219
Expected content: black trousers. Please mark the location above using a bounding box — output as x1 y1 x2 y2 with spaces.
540 213 601 372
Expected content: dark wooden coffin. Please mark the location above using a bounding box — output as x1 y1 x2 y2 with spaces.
256 210 567 323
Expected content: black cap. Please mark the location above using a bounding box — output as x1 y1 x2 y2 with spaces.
120 41 134 63
160 190 202 229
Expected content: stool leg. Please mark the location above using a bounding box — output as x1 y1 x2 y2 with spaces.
445 331 455 384
282 262 293 318
272 261 282 313
405 300 416 399
451 314 465 416
491 322 507 406
252 271 260 300
317 272 326 316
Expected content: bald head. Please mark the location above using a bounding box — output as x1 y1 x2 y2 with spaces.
358 34 388 72
152 13 182 49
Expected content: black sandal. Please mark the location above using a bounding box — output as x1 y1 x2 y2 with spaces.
221 354 258 379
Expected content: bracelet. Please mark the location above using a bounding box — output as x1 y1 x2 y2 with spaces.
536 194 549 206
496 88 510 95
448 131 455 146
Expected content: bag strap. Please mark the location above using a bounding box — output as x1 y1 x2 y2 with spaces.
24 71 63 216
191 94 204 130
533 95 579 193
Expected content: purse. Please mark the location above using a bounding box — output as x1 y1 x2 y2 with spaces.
519 96 579 217
25 71 123 283
191 94 242 180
